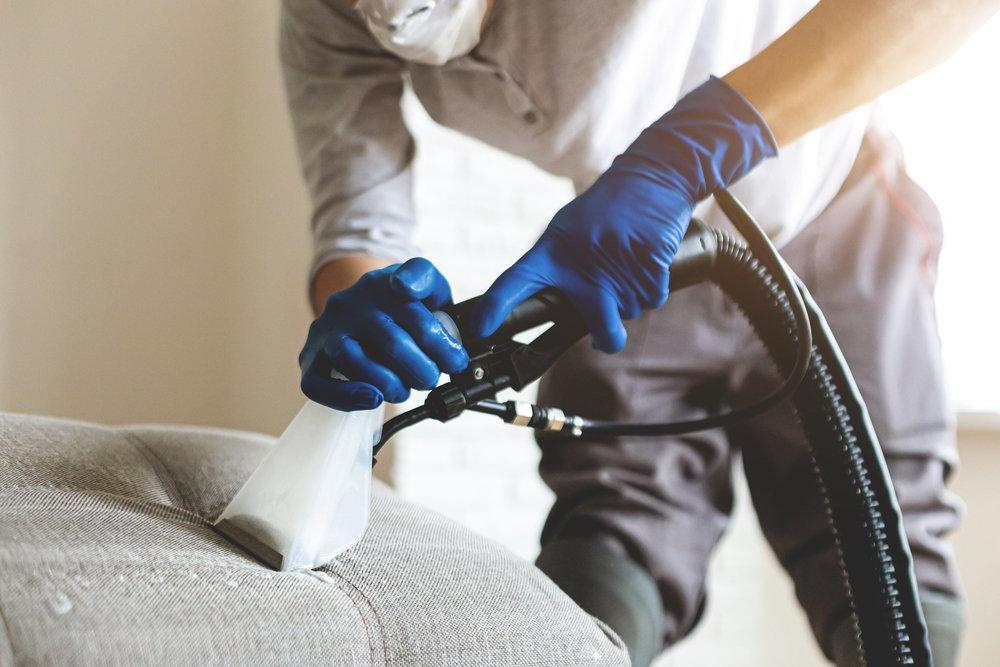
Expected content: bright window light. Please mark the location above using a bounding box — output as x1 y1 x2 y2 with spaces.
880 15 1000 414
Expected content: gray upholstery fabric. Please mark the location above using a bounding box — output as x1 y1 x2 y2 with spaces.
0 412 627 666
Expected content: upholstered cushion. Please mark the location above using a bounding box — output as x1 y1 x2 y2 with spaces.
0 412 626 665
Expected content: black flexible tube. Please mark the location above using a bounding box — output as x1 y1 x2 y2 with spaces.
373 406 430 458
788 277 930 666
468 399 509 419
684 229 929 665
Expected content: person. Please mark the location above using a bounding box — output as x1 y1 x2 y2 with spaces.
285 1 997 664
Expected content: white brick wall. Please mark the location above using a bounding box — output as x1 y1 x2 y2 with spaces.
393 90 572 559
395 90 827 666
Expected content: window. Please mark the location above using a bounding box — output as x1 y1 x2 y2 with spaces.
881 16 1000 413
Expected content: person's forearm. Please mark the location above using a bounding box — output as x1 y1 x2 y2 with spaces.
725 0 1000 146
311 255 394 315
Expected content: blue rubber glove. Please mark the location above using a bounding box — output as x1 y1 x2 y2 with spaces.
470 76 777 353
300 258 469 411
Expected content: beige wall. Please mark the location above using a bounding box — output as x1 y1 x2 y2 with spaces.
950 425 1000 667
1 1 313 434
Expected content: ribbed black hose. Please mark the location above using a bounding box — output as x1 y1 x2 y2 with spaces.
710 228 930 666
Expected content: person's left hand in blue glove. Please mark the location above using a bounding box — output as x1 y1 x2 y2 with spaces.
469 76 778 353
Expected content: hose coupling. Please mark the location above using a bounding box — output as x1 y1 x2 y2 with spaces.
505 401 584 436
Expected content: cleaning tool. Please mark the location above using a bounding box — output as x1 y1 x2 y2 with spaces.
214 400 383 572
216 192 931 665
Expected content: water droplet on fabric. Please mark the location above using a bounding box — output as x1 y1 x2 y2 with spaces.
49 592 73 615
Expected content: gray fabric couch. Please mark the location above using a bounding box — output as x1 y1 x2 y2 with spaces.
0 412 627 665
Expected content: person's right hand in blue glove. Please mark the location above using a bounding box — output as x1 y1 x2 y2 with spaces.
299 257 469 411
470 76 778 353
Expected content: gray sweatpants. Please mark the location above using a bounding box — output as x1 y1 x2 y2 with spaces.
535 131 964 654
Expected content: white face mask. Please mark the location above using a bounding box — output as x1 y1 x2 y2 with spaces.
356 0 487 66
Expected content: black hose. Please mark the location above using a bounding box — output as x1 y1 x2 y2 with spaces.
468 399 509 419
373 406 430 458
703 230 929 665
788 278 931 666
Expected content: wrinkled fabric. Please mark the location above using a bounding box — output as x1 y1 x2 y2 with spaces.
0 412 628 666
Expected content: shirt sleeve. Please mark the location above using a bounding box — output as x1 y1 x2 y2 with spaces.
280 0 419 284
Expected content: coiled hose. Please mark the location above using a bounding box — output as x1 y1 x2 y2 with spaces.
708 227 930 666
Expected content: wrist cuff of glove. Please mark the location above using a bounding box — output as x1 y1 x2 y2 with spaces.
617 75 779 201
703 75 778 156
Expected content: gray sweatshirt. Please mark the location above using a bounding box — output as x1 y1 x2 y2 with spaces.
280 0 871 280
